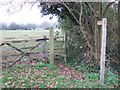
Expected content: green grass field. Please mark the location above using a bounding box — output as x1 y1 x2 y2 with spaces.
0 30 64 51
0 30 63 43
0 30 50 41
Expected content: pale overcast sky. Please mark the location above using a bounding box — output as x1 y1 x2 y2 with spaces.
0 0 58 25
0 0 115 25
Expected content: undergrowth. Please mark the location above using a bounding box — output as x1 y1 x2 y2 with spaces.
2 61 119 88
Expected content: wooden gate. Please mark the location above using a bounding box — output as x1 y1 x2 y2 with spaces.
0 36 49 67
0 28 67 67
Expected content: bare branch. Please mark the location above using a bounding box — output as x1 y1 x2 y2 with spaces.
30 1 37 10
71 9 79 16
85 2 96 16
7 4 24 14
102 1 116 16
0 0 38 14
62 2 79 24
0 0 13 6
79 3 82 25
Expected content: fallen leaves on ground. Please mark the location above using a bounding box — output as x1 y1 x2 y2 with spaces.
2 61 84 88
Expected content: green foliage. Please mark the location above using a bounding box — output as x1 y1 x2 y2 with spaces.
2 75 9 83
36 62 58 71
24 79 30 88
76 64 89 72
76 64 98 72
36 74 41 79
36 62 46 67
2 62 119 88
65 26 85 64
60 18 76 32
40 2 79 24
39 83 46 88
14 80 19 86
47 64 58 70
82 79 101 88
84 73 99 81
82 70 118 88
15 64 24 69
55 76 69 88
36 62 46 70
55 77 63 83
105 70 118 85
32 81 37 86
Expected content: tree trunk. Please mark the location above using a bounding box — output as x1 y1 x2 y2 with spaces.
93 2 100 62
118 1 120 74
95 18 99 61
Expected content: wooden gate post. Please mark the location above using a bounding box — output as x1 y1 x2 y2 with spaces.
49 27 54 64
0 31 2 89
0 51 1 89
99 18 107 87
43 36 48 61
64 32 67 62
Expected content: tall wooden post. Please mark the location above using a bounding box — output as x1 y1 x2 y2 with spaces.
0 49 1 89
43 36 48 62
64 32 67 62
118 1 120 76
100 18 107 87
49 27 54 64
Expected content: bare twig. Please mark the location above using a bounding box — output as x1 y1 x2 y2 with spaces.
7 3 24 14
102 1 116 16
30 1 37 10
62 2 79 24
79 3 82 25
71 9 79 16
85 2 96 16
0 0 38 14
0 0 13 6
